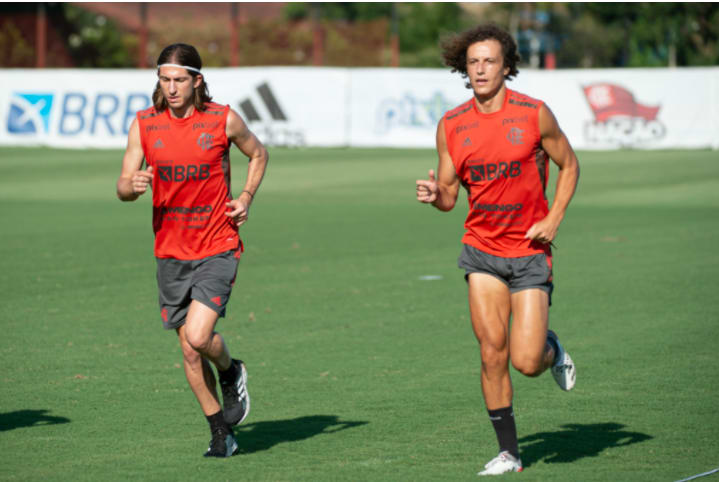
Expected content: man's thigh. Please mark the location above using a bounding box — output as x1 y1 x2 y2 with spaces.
509 289 549 359
184 299 222 346
467 273 512 348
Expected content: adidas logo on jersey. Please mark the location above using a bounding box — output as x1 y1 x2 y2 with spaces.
153 138 165 149
463 137 472 146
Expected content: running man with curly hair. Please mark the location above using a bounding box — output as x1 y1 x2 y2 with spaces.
416 24 580 476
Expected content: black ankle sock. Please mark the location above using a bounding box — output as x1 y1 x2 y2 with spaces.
218 359 238 383
206 410 229 433
488 406 520 459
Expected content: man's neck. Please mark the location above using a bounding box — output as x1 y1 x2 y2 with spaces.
473 84 507 114
169 104 195 119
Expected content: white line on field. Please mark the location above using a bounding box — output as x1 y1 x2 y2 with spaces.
675 467 719 482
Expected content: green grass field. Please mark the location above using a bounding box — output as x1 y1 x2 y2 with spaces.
1 146 718 481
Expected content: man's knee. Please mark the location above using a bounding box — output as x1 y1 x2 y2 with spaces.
179 338 202 364
183 330 214 354
511 355 544 377
480 339 509 369
186 331 213 354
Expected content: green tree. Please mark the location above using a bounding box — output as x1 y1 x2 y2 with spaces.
61 4 136 68
580 3 719 67
483 2 719 68
396 2 468 67
283 2 472 67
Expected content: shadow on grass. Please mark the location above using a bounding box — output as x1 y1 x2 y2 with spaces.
518 422 652 467
0 409 71 431
234 415 368 454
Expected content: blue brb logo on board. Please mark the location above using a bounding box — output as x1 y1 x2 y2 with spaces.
7 93 54 134
6 91 152 136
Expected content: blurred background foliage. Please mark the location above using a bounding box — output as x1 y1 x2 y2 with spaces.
61 4 137 68
0 2 717 68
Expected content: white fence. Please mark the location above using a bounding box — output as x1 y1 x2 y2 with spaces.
1 66 717 150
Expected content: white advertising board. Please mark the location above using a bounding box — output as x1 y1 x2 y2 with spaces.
1 66 717 150
349 67 719 150
507 67 719 150
0 67 349 149
347 68 463 148
206 67 348 148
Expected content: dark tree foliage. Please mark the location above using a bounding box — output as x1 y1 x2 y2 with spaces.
2 2 716 68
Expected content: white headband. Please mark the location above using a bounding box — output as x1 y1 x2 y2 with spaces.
157 63 201 73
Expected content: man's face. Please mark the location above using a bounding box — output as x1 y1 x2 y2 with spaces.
157 65 202 111
465 39 510 99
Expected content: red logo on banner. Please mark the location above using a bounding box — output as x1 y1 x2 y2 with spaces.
582 83 665 146
583 84 660 122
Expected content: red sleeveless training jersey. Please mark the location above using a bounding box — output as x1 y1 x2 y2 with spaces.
137 102 241 260
444 89 551 259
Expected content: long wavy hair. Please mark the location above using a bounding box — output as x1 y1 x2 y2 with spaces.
440 24 520 88
152 43 212 112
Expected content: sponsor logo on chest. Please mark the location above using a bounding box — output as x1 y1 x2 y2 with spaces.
192 121 220 130
455 121 479 134
156 162 211 183
468 160 522 182
501 115 528 126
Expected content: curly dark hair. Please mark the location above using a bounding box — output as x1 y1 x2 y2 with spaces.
440 24 520 88
152 43 212 112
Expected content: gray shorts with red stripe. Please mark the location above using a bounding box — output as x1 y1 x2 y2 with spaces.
156 250 240 330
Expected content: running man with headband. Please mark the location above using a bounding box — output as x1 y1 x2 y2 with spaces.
117 43 268 458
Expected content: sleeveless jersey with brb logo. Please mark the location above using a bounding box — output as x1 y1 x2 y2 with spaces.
444 89 551 260
137 102 240 260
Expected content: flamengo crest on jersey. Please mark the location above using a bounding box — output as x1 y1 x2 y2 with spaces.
137 102 240 260
444 89 551 260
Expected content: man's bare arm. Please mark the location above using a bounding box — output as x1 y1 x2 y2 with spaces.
525 104 580 243
224 109 269 226
117 119 152 202
416 118 460 211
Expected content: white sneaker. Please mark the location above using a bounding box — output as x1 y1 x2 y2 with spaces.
478 451 523 476
547 330 576 391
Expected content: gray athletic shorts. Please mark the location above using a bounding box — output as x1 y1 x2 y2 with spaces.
156 250 240 330
458 244 554 303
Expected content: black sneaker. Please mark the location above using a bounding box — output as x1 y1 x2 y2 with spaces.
220 359 250 426
203 427 238 458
